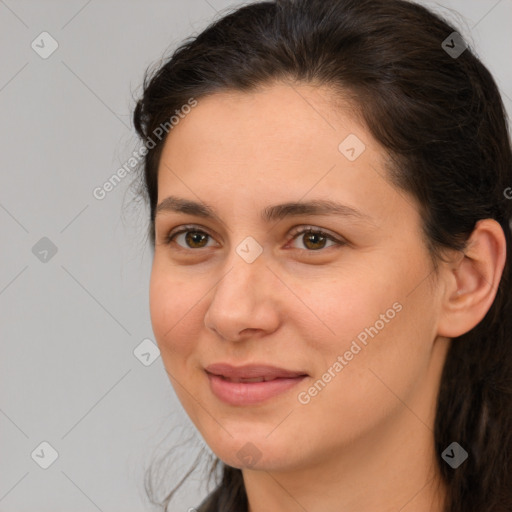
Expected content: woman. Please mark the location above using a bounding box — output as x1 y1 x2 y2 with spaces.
132 0 512 510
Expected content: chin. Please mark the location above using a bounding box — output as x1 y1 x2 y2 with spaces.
204 432 296 472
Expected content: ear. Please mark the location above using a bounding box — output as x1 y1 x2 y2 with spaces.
437 219 507 338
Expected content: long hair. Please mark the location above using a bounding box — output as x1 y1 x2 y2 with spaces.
132 1 512 510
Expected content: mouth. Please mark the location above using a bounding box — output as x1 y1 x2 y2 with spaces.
204 363 309 405
205 362 308 380
209 374 293 383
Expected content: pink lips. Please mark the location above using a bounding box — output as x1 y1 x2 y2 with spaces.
205 363 308 405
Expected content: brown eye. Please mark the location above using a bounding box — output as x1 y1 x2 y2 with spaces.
301 231 328 250
165 227 215 249
183 231 209 248
288 227 345 251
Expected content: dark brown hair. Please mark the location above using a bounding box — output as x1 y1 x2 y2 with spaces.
132 1 512 510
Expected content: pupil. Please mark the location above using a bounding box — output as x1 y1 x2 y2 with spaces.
306 233 325 249
187 232 206 247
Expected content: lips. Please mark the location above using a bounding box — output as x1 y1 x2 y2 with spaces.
205 363 309 405
205 363 308 382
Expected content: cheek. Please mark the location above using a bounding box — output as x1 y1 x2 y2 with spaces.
302 255 435 391
149 263 199 358
292 299 435 452
297 266 403 347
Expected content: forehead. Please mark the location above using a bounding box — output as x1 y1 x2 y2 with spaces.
158 83 377 179
155 82 407 226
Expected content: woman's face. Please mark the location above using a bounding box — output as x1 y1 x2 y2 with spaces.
150 83 447 472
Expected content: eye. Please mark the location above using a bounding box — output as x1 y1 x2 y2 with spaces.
287 226 346 251
163 224 346 252
164 225 217 250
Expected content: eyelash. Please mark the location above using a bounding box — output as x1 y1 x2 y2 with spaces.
163 224 347 253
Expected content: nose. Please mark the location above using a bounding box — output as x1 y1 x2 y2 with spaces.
203 251 280 342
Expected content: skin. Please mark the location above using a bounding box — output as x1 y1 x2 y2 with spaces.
149 82 506 512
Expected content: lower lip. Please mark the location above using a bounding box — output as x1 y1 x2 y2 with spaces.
206 372 307 406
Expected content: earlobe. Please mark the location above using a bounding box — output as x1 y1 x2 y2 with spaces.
437 219 507 338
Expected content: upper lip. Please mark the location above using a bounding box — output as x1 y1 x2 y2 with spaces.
205 363 308 380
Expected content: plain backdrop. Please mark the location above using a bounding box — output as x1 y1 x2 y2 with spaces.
1 0 511 511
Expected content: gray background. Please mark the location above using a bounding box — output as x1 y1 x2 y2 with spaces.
1 1 511 511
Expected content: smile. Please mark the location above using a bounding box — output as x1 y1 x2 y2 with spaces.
206 372 308 406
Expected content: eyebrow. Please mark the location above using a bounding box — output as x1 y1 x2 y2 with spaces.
155 195 373 224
